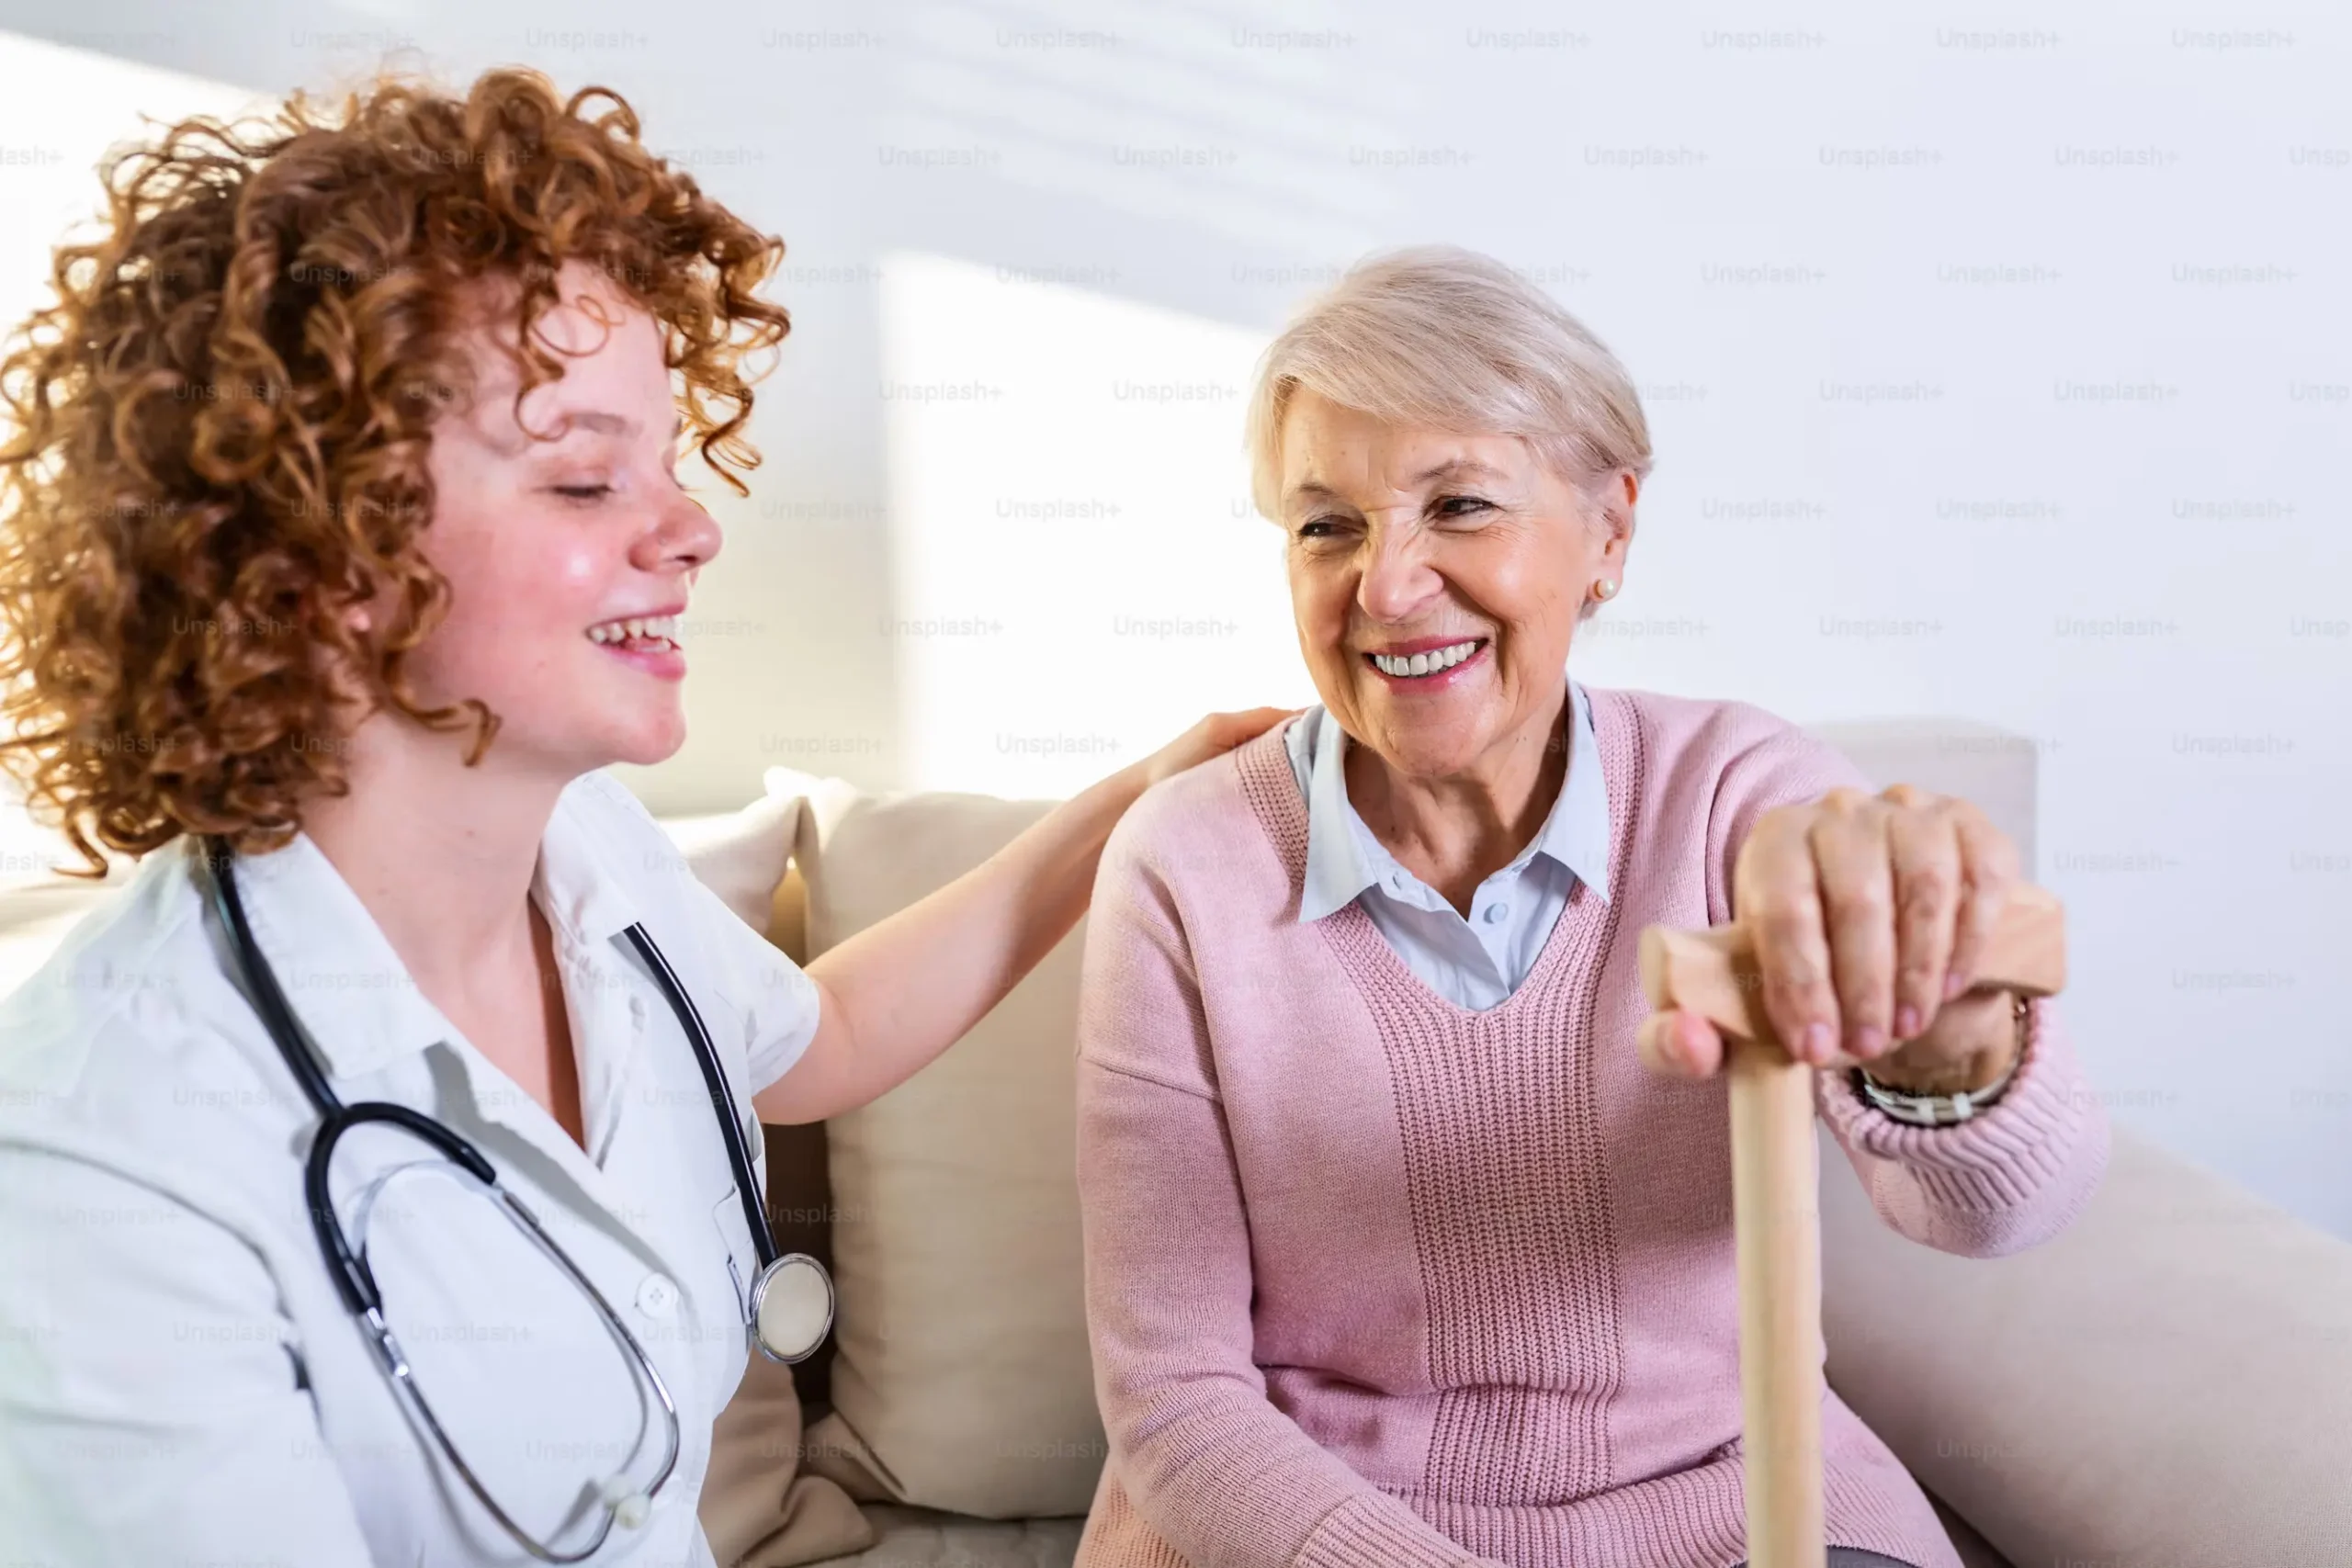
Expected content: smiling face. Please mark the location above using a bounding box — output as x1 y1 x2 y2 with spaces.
406 260 721 778
1277 389 1629 783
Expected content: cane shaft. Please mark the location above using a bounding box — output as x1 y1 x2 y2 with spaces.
1638 883 2066 1568
1729 1042 1825 1568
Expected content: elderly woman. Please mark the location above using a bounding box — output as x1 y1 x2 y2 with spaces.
1072 248 2110 1568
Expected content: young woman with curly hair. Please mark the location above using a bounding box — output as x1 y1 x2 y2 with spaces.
0 67 1281 1564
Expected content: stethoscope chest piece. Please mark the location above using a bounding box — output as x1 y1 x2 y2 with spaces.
748 1251 834 1363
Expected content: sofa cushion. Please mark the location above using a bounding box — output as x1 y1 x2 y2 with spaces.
702 1351 876 1566
1820 1121 2352 1568
652 781 884 1566
1804 716 2040 876
829 1506 1085 1566
789 784 1103 1517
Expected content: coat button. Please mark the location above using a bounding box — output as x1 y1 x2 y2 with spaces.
635 1273 680 1318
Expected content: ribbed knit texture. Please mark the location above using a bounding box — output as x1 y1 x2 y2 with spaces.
1073 685 2111 1568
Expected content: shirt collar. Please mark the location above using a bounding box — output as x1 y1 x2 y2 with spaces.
1295 677 1612 923
215 776 647 1084
535 773 650 951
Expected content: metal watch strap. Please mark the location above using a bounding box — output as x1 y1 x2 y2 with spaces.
1853 991 2030 1127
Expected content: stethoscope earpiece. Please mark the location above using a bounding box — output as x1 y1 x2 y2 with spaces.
595 1475 653 1531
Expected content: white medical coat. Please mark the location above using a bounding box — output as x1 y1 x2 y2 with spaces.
0 769 821 1566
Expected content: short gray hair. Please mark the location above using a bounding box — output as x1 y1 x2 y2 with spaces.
1244 244 1653 523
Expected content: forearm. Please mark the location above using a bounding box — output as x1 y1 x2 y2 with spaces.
752 761 1151 1122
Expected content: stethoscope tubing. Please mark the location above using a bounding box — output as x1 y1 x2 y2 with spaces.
198 834 786 1310
621 923 777 1274
190 832 813 1560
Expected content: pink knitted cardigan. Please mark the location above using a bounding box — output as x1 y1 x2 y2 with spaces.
1072 685 2110 1568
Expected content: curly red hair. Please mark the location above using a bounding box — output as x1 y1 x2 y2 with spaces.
0 66 788 874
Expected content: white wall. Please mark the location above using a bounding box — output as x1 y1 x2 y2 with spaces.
0 0 2345 1236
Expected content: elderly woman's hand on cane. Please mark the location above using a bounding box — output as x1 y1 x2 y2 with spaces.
1634 782 2066 1568
1637 783 2038 1092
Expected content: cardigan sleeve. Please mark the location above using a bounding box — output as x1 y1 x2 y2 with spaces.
1706 707 2111 1258
1074 816 1497 1568
1814 990 2111 1255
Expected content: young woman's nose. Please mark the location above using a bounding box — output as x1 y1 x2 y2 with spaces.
639 487 723 574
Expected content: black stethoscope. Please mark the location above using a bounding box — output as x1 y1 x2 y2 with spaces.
195 834 835 1563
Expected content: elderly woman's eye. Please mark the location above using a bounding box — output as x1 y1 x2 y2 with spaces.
551 483 615 502
1434 493 1492 518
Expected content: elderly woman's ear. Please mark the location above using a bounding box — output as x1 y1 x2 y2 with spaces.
1576 467 1640 619
1597 465 1642 536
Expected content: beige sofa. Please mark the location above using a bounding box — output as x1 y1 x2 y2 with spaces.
739 716 2352 1568
4 716 2347 1568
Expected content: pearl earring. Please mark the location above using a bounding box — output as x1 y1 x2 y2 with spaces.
1594 578 1618 601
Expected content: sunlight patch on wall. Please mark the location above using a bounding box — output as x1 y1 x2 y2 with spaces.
0 32 262 327
878 250 1317 796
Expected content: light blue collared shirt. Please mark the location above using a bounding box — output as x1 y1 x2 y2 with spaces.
1283 678 1611 1011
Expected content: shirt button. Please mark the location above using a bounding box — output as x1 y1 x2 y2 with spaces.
635 1274 680 1319
1483 902 1510 924
1386 872 1407 895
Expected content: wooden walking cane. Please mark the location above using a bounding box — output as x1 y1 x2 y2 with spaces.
1638 886 2067 1568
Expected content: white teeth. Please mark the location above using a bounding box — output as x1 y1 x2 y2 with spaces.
589 615 681 646
1372 638 1480 677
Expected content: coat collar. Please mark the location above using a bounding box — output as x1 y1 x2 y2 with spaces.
212 776 647 1085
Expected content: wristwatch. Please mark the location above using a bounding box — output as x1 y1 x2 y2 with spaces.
1852 990 2030 1127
